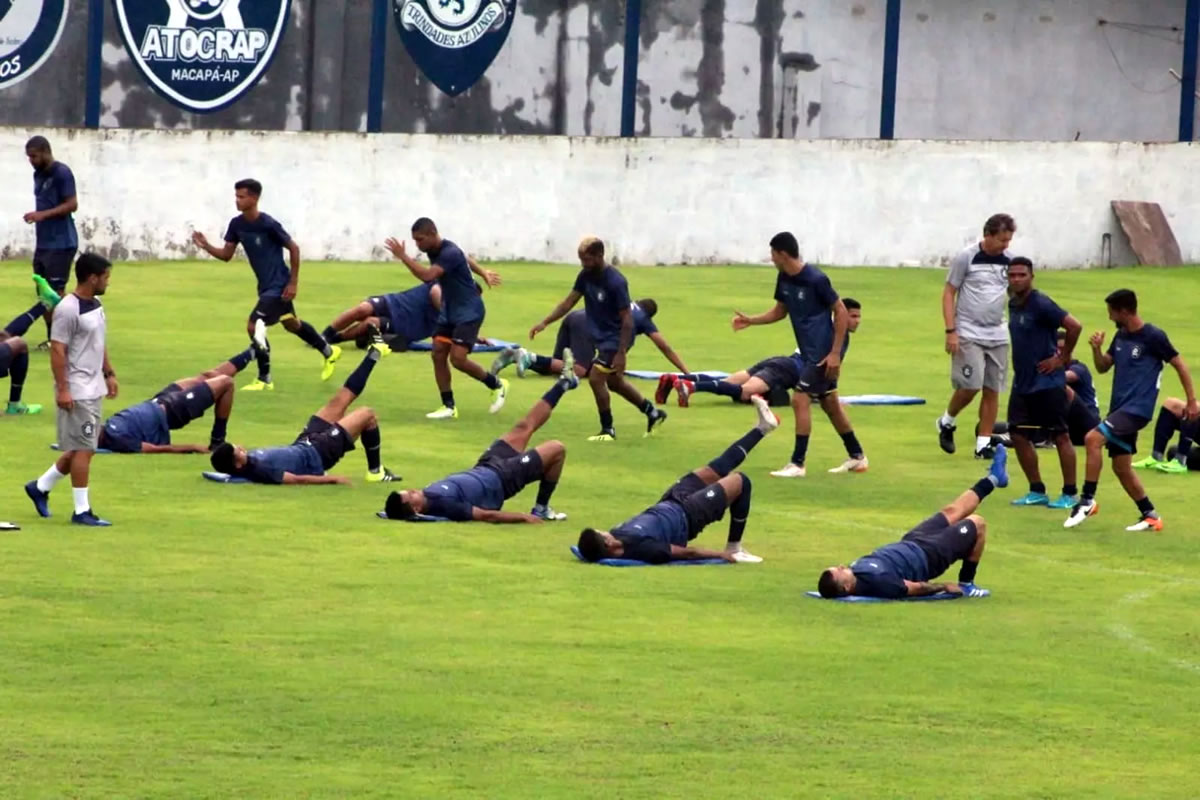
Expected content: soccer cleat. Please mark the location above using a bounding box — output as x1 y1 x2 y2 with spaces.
1047 493 1077 509
829 456 869 474
241 379 274 392
1126 513 1164 532
676 378 694 407
559 348 579 389
0 522 19 531
516 348 533 378
1153 459 1188 474
1011 491 1050 506
770 462 807 478
488 378 510 414
655 373 675 405
426 405 459 420
645 408 668 437
728 549 764 564
252 318 270 352
531 505 568 521
1063 499 1098 529
365 467 399 483
1131 455 1164 470
974 444 996 460
988 443 1009 488
490 347 518 376
32 274 62 309
35 340 50 352
365 323 392 356
959 583 991 598
936 419 956 454
587 429 617 442
751 394 780 434
320 344 343 381
71 510 112 527
5 402 42 415
24 481 51 518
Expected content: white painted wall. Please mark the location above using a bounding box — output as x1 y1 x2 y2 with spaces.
2 127 1197 267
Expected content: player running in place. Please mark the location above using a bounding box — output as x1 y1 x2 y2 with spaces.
1004 258 1084 510
575 395 780 564
1065 289 1198 531
191 179 337 390
320 282 441 362
1133 397 1200 474
529 238 668 441
96 349 254 454
208 345 397 485
1 276 63 415
817 446 1008 599
385 219 506 419
381 351 581 523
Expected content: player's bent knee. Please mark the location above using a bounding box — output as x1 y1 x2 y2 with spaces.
967 514 987 536
1085 429 1106 447
1163 397 1184 415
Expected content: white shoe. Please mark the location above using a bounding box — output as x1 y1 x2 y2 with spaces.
750 394 780 434
828 456 869 474
426 405 459 420
1063 499 1098 529
489 378 510 414
252 318 270 352
728 549 763 563
515 348 532 378
770 462 806 478
489 347 517 376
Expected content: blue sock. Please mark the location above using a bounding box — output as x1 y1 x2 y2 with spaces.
542 379 568 408
599 409 614 431
481 373 501 390
791 435 810 466
8 351 29 403
321 325 340 344
1178 436 1194 464
1135 495 1155 515
696 379 743 399
1082 480 1098 501
361 426 382 471
1151 407 1179 460
727 473 751 543
531 355 554 375
1030 481 1046 494
210 416 228 445
971 477 995 501
230 348 254 373
441 390 455 409
4 303 45 337
708 429 765 477
254 338 271 383
294 321 333 358
344 351 379 396
840 431 863 459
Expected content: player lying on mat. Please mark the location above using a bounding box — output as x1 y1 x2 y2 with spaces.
382 351 581 523
575 395 781 564
817 445 1009 599
208 345 396 484
0 276 63 415
96 349 258 453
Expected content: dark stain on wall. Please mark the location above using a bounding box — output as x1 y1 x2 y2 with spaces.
695 0 735 136
780 51 820 71
806 101 821 127
754 0 785 138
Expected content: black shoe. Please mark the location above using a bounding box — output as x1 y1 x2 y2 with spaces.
936 419 956 454
645 408 668 436
975 444 996 459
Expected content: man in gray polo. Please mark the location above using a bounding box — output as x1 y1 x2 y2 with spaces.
936 214 1015 458
24 254 118 526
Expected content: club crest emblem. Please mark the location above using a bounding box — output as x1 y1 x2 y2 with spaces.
0 0 69 90
393 0 516 96
112 0 292 113
1130 346 1142 359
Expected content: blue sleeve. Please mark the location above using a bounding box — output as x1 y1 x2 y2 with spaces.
103 432 142 454
1041 297 1068 328
224 218 240 244
59 166 77 199
436 244 467 273
572 270 586 295
773 274 786 304
815 274 839 309
612 273 631 311
621 536 672 564
1153 328 1179 363
245 462 284 485
269 217 292 246
635 308 658 335
425 495 474 522
855 571 907 599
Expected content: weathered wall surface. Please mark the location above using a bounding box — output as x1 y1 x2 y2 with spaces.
2 127 1195 267
0 1 1190 141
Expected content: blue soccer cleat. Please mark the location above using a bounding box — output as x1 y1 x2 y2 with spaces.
1047 493 1077 509
988 443 1009 488
959 583 991 598
24 480 51 518
1011 491 1049 506
71 510 113 527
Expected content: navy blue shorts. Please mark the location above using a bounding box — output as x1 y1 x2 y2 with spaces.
1099 409 1151 457
295 415 355 470
902 512 978 579
659 473 729 539
1067 398 1100 447
154 382 215 430
434 319 482 349
747 356 802 393
0 340 13 377
475 439 544 500
1008 387 1069 434
250 295 297 327
33 248 76 292
554 319 595 370
797 362 838 398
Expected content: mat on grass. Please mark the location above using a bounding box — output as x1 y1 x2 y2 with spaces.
376 510 452 522
804 589 988 603
52 443 114 454
406 338 516 353
840 395 925 406
202 471 249 484
570 545 728 567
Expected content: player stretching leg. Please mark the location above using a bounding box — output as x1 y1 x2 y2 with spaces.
1 276 63 414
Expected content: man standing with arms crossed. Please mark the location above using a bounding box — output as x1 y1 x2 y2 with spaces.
937 214 1015 458
24 136 78 347
24 254 118 527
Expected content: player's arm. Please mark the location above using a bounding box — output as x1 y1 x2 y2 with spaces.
1041 314 1082 374
472 508 542 524
1168 355 1199 420
281 239 301 300
531 291 582 338
467 256 501 288
192 231 236 261
904 580 962 596
820 299 849 377
669 545 736 562
384 237 444 282
731 301 787 331
281 473 351 485
140 443 209 454
30 196 78 222
647 331 689 374
1064 384 1077 404
49 340 72 410
102 348 118 399
617 306 634 354
1089 331 1114 373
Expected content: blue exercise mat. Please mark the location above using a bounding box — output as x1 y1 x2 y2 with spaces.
202 471 249 484
375 510 452 523
51 443 114 454
570 545 728 567
804 589 988 603
406 338 516 353
626 370 730 381
840 395 925 406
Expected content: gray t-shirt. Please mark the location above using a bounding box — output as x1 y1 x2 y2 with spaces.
51 293 107 400
946 243 1011 344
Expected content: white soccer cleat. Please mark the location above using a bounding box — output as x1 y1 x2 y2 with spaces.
515 348 533 378
426 405 459 420
828 456 869 474
750 394 780 434
770 462 806 478
252 318 270 352
489 378 510 414
1063 499 1098 529
728 549 764 563
489 347 518 376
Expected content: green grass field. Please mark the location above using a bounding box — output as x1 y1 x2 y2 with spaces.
2 260 1199 798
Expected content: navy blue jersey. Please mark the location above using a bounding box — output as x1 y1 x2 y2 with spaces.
774 265 839 365
102 401 169 453
631 303 658 338
1066 360 1098 411
611 502 690 564
431 240 484 325
850 541 931 599
1008 290 1068 394
1108 324 1178 419
422 467 506 522
242 443 324 484
385 283 439 342
224 213 292 297
572 266 632 351
33 162 78 250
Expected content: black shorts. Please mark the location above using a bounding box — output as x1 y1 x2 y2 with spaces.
1008 387 1069 434
0 341 13 377
1099 410 1151 457
901 512 978 579
250 296 297 327
747 356 802 393
659 473 729 539
475 439 544 500
154 382 215 430
1066 398 1101 447
554 319 595 370
33 248 76 292
434 319 482 349
368 295 391 318
295 415 355 469
797 362 838 398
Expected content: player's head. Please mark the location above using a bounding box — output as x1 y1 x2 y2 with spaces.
25 136 52 169
384 489 425 519
577 236 605 270
769 232 799 268
75 253 112 296
1105 288 1138 328
234 179 262 212
210 441 249 474
577 528 620 561
411 218 440 253
818 566 855 598
635 298 658 317
981 213 1016 254
1007 257 1034 297
843 297 862 332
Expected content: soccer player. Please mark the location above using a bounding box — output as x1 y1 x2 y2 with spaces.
575 395 780 564
384 219 507 419
937 213 1015 458
208 345 396 485
1132 398 1200 474
0 276 63 415
527 238 667 441
1004 258 1084 509
494 299 687 382
1064 289 1199 531
1062 330 1101 446
96 349 253 454
321 282 441 361
24 254 117 527
381 352 580 522
817 446 1008 599
191 179 337 390
725 233 860 477
24 136 78 345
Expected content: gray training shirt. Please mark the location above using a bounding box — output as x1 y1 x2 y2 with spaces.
50 293 108 401
946 243 1012 344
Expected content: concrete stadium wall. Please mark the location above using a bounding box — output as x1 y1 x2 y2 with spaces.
1 127 1196 268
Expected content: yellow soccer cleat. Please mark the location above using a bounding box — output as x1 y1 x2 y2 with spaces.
242 379 275 392
321 344 343 381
